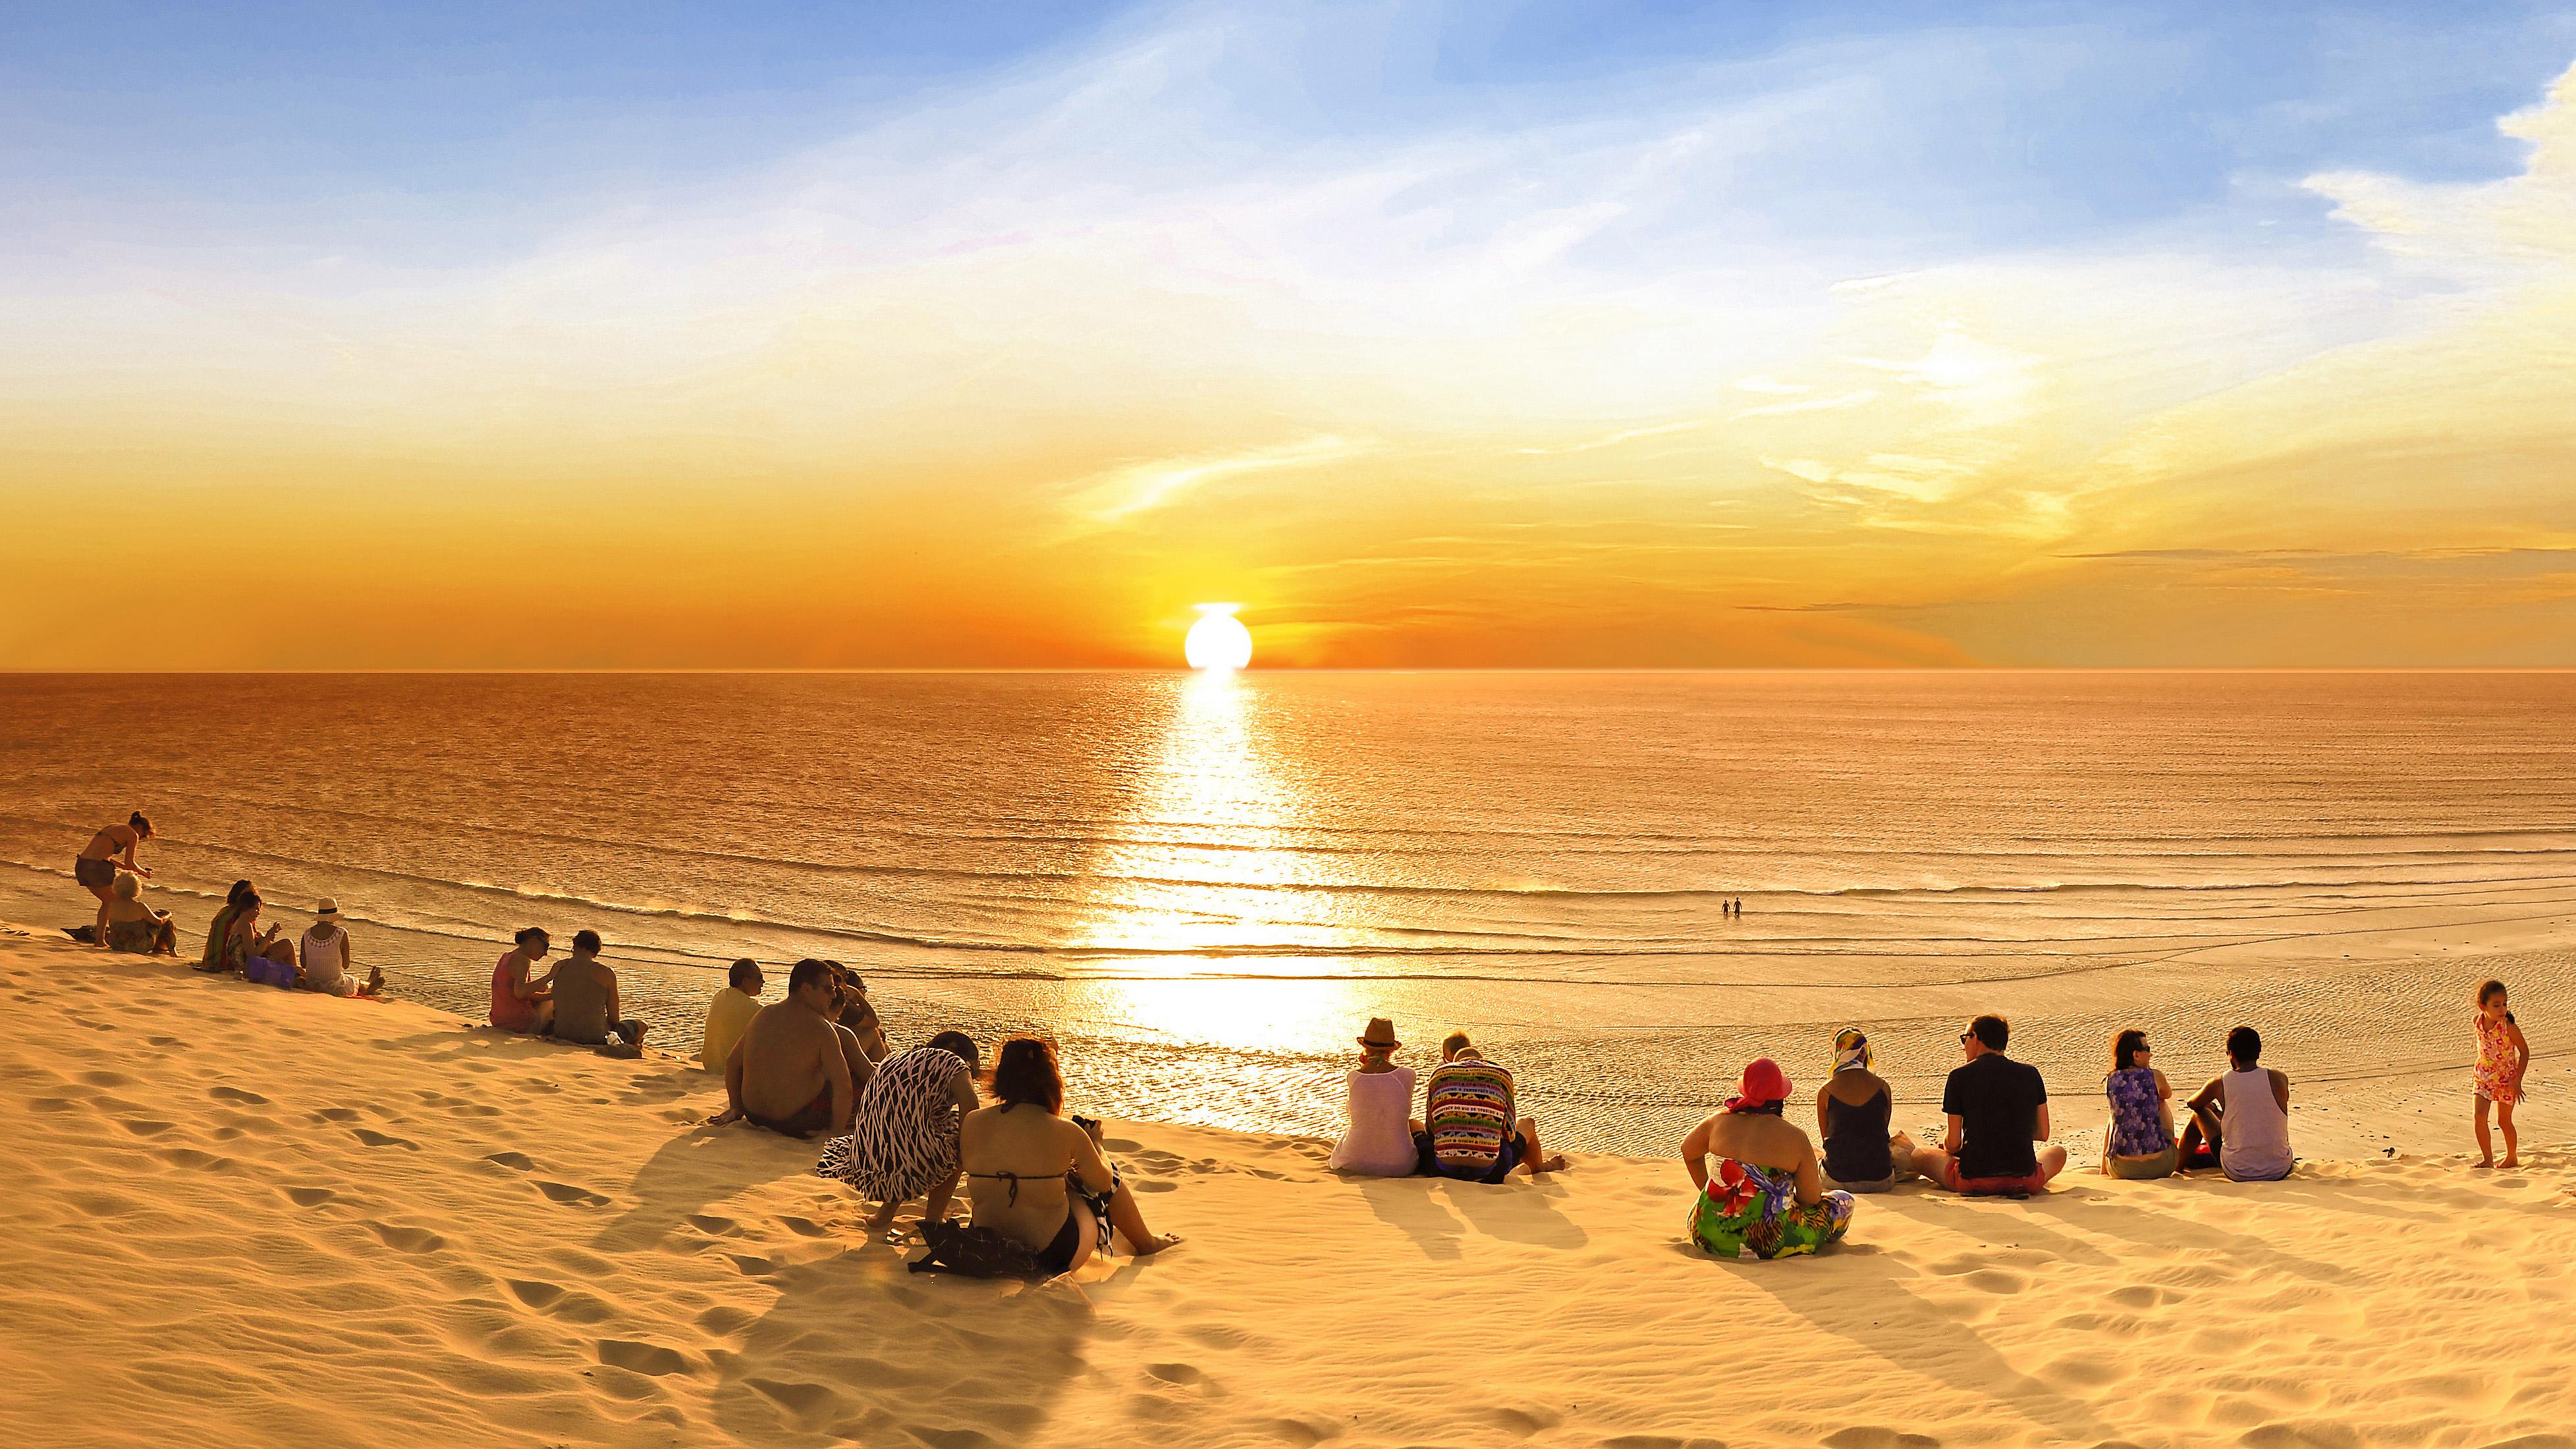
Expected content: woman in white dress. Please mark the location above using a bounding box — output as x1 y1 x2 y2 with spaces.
1328 1018 1423 1176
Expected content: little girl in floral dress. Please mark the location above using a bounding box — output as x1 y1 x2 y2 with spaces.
2473 979 2531 1169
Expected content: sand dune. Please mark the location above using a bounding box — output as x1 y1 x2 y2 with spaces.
2 923 2571 1449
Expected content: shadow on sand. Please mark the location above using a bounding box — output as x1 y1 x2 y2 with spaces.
711 1244 1097 1446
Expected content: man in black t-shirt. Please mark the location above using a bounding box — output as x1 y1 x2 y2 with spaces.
1904 1014 2069 1194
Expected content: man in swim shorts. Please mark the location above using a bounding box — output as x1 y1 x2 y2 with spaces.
1905 1014 2068 1195
76 813 153 946
708 959 870 1138
547 930 648 1053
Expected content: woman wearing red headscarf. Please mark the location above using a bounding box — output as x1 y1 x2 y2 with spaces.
1678 1057 1856 1259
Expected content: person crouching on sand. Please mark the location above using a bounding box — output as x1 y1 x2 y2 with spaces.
818 1031 980 1240
1329 1017 1423 1176
1682 1056 1854 1259
709 958 872 1139
196 880 255 972
2473 980 2529 1169
959 1037 1180 1274
74 813 153 946
490 927 557 1035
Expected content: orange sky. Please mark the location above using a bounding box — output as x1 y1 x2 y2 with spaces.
4 30 2572 670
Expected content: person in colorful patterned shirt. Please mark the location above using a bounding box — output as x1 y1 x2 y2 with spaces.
1681 1057 1855 1260
1415 1033 1566 1182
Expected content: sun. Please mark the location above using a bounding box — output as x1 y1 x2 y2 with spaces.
1184 605 1253 671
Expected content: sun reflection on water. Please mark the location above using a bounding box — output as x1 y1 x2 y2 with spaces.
1069 670 1360 1053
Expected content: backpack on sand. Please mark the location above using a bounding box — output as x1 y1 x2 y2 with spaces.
907 1219 1051 1280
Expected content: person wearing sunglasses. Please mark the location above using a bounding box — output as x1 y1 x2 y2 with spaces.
1902 1014 2067 1195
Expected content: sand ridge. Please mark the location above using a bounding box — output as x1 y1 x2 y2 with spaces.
1 925 2572 1449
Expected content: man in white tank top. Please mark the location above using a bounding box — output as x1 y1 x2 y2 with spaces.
2179 1025 2292 1182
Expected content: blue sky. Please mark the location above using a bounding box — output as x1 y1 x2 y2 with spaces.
8 1 2569 263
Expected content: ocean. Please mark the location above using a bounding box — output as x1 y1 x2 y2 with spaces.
5 670 2570 1153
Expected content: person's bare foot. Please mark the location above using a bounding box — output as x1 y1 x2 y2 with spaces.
1130 1233 1182 1255
1534 1155 1570 1173
867 1203 900 1238
2499 1157 2521 1169
2474 1159 2495 1169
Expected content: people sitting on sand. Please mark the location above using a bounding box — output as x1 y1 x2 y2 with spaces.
226 893 298 981
822 961 890 1062
2178 1025 2293 1182
101 872 178 955
699 959 764 1072
2101 1028 2177 1179
1416 1033 1566 1182
1328 1017 1423 1177
295 898 382 998
709 959 871 1139
1816 1027 1911 1191
958 1037 1181 1274
1683 1056 1855 1259
817 1030 979 1238
489 927 557 1035
546 930 645 1053
196 880 255 972
75 813 153 946
1904 1014 2068 1195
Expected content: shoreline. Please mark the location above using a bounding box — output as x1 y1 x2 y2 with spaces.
6 919 2575 1447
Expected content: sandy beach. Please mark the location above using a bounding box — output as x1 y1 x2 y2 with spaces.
4 921 2573 1449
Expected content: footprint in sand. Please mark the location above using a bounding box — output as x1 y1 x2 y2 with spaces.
684 1214 739 1236
777 1215 833 1238
145 1036 184 1049
364 1220 445 1254
535 1180 611 1207
506 1279 565 1309
1962 1269 2029 1295
159 1148 236 1172
29 1097 76 1113
116 1118 177 1137
315 1107 362 1122
353 1128 418 1149
1261 1417 1344 1447
484 1151 535 1171
728 1254 781 1277
597 1339 695 1377
1824 1429 1942 1449
283 1186 335 1207
80 1070 133 1087
746 1379 842 1417
1132 1180 1178 1193
209 1086 269 1105
1485 1407 1560 1438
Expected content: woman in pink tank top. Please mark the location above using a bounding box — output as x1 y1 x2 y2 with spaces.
490 927 557 1034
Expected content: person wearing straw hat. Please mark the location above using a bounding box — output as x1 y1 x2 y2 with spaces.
1815 1027 1912 1191
1327 1018 1424 1176
298 898 381 998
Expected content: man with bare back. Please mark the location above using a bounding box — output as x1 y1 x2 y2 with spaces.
709 958 874 1139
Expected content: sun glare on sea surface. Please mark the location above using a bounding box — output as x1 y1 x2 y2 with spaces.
1184 605 1253 671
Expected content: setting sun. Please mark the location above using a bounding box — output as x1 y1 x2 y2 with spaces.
1184 605 1253 671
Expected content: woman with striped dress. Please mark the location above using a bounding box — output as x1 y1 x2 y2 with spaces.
817 1031 984 1240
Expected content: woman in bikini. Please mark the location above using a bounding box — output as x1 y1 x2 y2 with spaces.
76 813 153 946
959 1038 1181 1276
